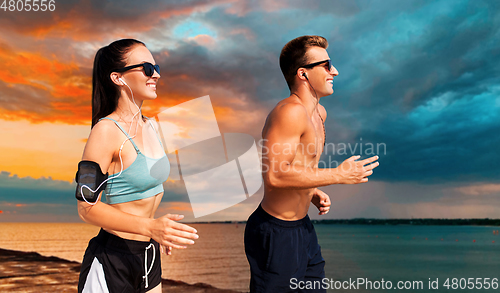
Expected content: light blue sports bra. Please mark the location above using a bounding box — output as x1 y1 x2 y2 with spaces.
99 117 170 204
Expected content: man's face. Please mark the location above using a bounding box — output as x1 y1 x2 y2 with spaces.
303 46 339 97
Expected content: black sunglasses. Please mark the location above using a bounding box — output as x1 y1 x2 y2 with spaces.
114 62 160 77
302 59 332 71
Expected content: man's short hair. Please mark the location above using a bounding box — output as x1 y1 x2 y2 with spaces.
279 35 328 90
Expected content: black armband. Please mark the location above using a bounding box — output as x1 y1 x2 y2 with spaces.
75 160 108 203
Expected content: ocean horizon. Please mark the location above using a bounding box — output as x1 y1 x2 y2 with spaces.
1 222 499 292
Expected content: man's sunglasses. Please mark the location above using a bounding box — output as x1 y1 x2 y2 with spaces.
113 62 160 77
302 59 332 71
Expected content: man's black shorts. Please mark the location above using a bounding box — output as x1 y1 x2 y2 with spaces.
244 204 326 293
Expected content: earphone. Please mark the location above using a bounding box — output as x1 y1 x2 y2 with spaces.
119 77 128 86
80 76 143 205
294 70 327 150
303 71 317 101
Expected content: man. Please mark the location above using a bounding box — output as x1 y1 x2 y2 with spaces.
244 35 379 292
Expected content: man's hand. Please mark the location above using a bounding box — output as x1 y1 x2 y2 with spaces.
311 188 331 215
337 155 379 184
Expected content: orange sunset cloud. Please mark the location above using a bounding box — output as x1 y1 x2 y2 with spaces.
0 44 91 124
0 0 270 186
1 0 231 42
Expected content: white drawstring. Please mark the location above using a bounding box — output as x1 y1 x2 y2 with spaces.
143 243 155 289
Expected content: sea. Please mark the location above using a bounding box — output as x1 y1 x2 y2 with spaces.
0 223 499 293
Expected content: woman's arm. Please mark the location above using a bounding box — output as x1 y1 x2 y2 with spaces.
77 120 198 249
78 200 196 249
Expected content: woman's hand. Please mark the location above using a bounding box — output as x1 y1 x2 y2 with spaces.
149 214 198 249
160 245 172 255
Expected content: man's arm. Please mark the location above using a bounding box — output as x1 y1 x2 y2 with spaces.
262 103 378 190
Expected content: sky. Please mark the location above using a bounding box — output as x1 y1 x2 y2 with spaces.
0 0 499 222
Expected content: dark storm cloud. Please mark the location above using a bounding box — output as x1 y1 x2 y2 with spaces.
0 170 190 210
155 0 500 184
1 0 498 198
0 0 221 40
0 171 74 205
316 0 500 183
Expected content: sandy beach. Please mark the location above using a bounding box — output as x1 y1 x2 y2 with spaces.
0 223 250 291
0 248 241 293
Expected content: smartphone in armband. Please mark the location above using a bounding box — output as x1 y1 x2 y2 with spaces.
75 160 108 203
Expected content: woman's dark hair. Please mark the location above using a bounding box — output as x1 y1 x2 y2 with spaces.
279 35 328 90
91 39 145 128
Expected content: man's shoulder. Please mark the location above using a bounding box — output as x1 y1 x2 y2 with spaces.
261 100 308 138
272 99 308 121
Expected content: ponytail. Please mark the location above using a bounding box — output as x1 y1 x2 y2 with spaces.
91 39 145 128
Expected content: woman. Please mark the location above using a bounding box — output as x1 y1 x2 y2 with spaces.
76 39 198 293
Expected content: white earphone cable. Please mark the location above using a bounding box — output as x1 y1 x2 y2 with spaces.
80 79 142 205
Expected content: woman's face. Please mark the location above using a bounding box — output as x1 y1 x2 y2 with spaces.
120 45 160 101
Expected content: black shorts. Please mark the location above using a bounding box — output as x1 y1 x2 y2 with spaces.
244 205 326 293
78 229 161 293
